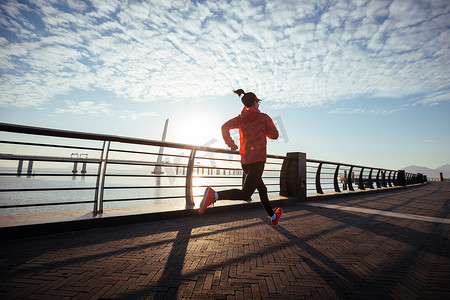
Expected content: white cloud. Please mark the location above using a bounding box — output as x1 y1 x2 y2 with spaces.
0 0 449 111
417 90 450 105
328 106 403 115
55 100 112 116
119 111 157 120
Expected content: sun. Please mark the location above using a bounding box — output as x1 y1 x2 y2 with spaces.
170 107 223 147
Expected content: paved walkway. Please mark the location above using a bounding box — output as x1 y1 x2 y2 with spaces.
1 182 449 299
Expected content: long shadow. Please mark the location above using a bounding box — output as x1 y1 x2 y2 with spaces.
348 234 428 298
272 225 361 298
118 219 361 299
147 222 194 299
0 213 267 281
371 183 443 213
117 182 448 298
0 210 257 274
318 183 439 213
0 208 318 281
301 205 450 259
3 183 448 298
345 192 450 298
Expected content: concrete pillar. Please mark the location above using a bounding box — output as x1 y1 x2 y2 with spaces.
280 152 306 201
72 162 78 174
81 162 87 174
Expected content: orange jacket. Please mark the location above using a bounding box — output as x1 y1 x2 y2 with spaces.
222 106 279 164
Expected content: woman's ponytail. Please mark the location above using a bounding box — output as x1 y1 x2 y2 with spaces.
233 89 245 97
234 88 257 107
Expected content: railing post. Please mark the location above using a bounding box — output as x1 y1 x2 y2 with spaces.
333 164 341 193
343 170 348 190
17 160 23 177
368 168 374 189
388 171 393 186
376 169 381 188
93 141 107 214
315 163 324 194
27 160 34 177
185 149 196 208
348 166 354 191
358 167 365 190
98 141 111 214
280 152 306 200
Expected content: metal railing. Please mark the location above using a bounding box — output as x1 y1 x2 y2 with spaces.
0 123 285 215
0 122 425 216
306 159 398 195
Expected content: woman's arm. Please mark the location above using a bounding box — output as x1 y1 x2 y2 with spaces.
221 116 240 150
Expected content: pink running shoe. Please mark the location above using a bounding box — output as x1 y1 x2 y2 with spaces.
199 187 216 215
272 207 283 226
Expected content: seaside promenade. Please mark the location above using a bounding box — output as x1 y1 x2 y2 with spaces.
1 181 449 299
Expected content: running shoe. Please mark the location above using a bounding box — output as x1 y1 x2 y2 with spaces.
199 187 216 215
272 207 283 226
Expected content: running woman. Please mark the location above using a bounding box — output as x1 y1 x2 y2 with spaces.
199 89 282 226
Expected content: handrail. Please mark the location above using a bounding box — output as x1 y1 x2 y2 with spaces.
0 122 425 217
307 158 397 173
304 158 422 195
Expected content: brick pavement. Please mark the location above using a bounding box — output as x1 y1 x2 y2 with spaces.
1 182 449 299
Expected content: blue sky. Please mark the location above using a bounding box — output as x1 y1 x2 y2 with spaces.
0 0 449 170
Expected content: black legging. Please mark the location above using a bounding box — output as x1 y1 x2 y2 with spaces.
217 161 274 217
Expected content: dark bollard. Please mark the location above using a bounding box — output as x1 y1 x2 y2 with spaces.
440 172 444 182
397 170 406 186
280 152 306 201
417 173 424 183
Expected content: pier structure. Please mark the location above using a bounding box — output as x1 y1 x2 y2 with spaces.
2 154 96 176
0 122 448 299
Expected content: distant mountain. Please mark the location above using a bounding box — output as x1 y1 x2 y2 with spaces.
403 164 450 179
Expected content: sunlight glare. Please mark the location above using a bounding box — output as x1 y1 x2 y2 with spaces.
170 108 223 147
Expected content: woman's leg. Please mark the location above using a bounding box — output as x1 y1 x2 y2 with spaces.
216 164 248 200
217 162 274 216
254 173 275 217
